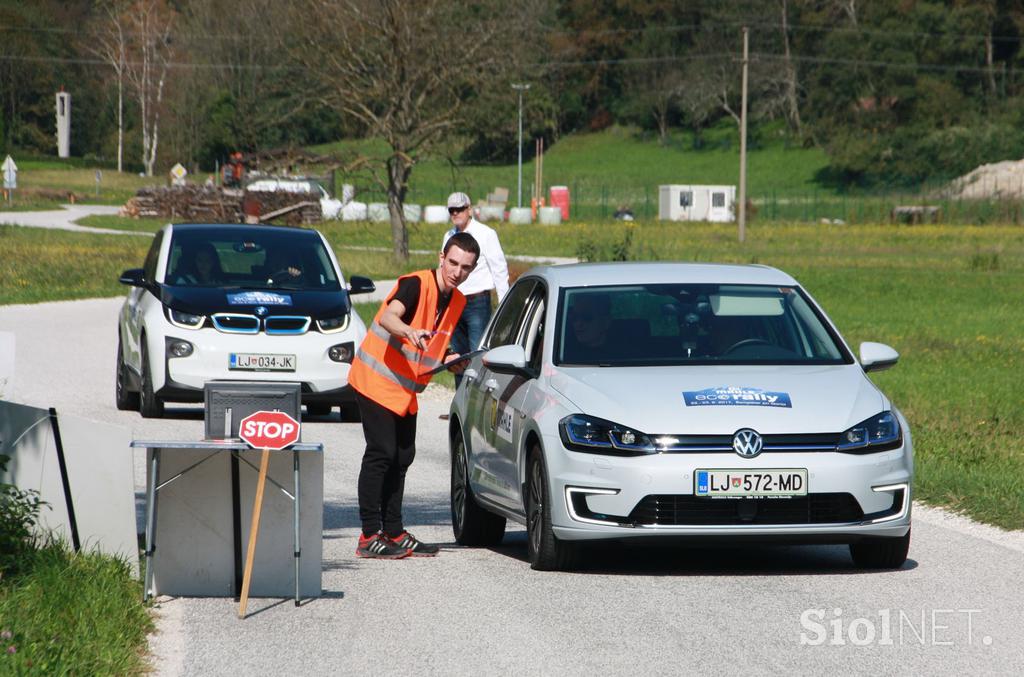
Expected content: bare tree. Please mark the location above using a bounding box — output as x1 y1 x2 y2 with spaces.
779 0 803 138
293 0 533 262
123 0 175 177
85 0 130 173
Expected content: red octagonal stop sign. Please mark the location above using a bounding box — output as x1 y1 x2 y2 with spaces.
238 410 301 450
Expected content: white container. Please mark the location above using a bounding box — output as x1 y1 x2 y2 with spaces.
477 205 505 222
367 202 390 222
658 184 736 222
423 205 449 223
538 206 563 225
508 207 532 224
340 201 368 221
403 204 422 222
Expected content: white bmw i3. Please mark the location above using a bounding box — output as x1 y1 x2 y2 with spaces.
448 262 912 570
116 223 374 419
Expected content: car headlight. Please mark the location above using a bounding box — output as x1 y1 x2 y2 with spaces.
165 336 194 358
558 414 658 456
317 314 351 333
167 307 205 330
837 411 902 453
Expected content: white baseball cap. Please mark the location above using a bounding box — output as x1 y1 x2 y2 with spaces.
447 192 471 209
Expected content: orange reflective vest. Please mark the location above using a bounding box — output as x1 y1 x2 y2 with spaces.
349 270 466 416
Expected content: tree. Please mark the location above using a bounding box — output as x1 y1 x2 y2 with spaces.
294 0 536 262
85 0 130 172
123 0 175 176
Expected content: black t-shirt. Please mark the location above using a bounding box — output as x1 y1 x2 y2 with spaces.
388 273 451 329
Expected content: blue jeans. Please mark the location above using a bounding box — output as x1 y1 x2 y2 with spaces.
452 292 492 388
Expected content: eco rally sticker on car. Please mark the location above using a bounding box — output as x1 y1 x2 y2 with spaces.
227 291 293 306
683 386 792 408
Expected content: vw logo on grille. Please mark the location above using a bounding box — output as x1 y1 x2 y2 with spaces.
254 306 268 317
732 429 763 458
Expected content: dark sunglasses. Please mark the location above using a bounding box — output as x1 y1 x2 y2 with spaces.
448 206 467 215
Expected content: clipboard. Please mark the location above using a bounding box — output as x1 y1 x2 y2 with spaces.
418 349 486 377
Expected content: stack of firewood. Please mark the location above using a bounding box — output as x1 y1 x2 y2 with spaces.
120 185 320 225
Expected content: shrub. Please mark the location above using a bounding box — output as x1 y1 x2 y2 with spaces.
0 454 45 578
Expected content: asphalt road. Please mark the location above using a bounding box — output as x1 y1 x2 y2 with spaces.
2 297 1023 676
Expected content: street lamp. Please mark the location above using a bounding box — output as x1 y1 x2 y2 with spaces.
511 83 530 209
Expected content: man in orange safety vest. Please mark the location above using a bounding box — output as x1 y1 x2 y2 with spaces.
348 231 480 559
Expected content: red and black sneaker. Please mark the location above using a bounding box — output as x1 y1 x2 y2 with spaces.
390 531 440 557
356 532 412 559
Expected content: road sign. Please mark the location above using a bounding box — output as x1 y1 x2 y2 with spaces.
238 410 300 450
2 155 16 190
170 162 187 186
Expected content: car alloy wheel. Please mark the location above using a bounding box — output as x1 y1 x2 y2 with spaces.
526 448 576 571
115 331 139 411
138 339 164 419
450 430 505 546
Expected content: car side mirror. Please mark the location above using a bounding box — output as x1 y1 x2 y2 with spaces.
860 341 899 373
482 344 528 375
119 268 146 287
348 275 376 295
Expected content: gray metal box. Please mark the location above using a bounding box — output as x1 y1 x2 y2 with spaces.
203 381 302 440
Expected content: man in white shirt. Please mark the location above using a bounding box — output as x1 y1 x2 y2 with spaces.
441 191 510 386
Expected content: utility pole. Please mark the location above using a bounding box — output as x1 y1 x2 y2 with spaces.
512 83 530 209
738 26 749 243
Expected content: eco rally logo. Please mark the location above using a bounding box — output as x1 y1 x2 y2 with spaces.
683 386 792 408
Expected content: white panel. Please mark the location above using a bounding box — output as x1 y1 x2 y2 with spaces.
149 447 323 598
57 412 138 576
0 332 13 399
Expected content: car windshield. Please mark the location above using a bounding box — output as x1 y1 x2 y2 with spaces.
166 228 341 291
555 283 849 366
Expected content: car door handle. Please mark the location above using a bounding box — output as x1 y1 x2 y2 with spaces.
484 378 498 392
463 368 477 382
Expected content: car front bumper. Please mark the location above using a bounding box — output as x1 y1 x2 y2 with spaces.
541 432 912 541
160 329 355 397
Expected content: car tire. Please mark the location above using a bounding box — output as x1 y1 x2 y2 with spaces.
526 447 576 571
450 431 505 546
115 331 140 411
849 528 911 569
306 404 332 417
138 339 164 419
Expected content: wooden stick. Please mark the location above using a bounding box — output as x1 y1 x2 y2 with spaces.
238 448 270 619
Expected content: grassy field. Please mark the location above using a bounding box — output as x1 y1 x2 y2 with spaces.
312 123 831 219
0 158 158 210
0 542 152 675
2 220 1022 530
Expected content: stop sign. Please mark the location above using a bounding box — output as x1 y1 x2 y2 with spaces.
238 410 301 450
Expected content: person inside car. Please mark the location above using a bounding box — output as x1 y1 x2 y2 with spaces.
174 243 225 285
564 292 613 362
260 247 304 284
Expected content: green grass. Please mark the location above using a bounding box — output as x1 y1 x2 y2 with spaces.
311 124 831 218
74 214 166 233
2 219 1022 529
0 226 151 305
0 541 152 675
0 157 166 208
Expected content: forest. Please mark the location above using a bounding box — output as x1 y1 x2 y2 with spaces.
2 0 1024 188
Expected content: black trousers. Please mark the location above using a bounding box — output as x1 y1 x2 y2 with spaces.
355 390 417 538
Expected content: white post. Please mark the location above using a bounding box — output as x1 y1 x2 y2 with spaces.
738 27 749 243
56 91 71 159
512 83 530 209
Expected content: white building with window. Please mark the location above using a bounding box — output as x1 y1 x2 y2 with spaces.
658 185 736 222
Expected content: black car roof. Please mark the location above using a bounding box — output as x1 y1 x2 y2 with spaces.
169 223 319 239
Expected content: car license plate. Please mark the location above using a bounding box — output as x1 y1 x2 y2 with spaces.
229 353 296 371
694 469 808 498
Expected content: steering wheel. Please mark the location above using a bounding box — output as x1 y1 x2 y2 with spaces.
723 338 772 355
